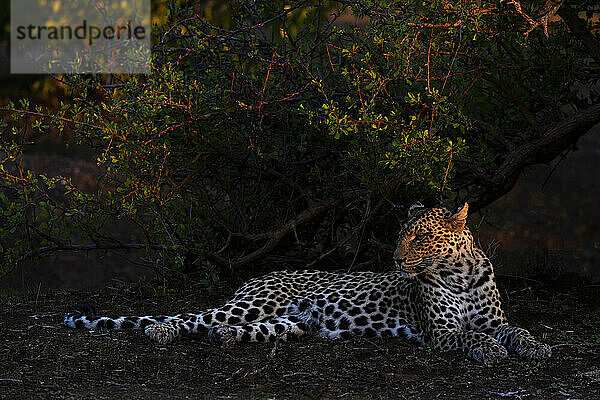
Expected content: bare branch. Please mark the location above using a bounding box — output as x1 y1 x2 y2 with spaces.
207 190 365 269
469 103 600 210
508 0 565 37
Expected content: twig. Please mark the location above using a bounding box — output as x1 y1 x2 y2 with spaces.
489 390 526 397
152 208 185 268
541 149 570 192
225 365 268 383
509 286 533 295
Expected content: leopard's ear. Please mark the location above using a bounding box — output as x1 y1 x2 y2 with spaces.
446 203 468 232
408 201 425 217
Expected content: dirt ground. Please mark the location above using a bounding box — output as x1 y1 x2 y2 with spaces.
1 277 599 399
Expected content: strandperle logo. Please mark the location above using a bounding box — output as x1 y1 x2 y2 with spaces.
11 0 150 74
15 19 147 46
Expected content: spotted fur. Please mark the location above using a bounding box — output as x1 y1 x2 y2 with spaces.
64 203 551 365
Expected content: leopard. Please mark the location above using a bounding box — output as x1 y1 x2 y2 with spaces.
64 202 552 365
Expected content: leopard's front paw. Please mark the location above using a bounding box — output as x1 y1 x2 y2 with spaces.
145 323 177 345
516 340 552 359
208 326 237 348
472 342 509 366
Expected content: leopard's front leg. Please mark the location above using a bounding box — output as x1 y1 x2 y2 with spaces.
492 325 551 359
429 329 508 366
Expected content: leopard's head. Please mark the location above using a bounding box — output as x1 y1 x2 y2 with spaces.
394 202 470 275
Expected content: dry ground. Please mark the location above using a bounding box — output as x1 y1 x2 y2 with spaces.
1 277 599 399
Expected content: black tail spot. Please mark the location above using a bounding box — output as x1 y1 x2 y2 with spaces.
274 323 286 334
259 324 269 335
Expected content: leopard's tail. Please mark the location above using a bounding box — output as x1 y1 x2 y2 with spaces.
63 306 189 331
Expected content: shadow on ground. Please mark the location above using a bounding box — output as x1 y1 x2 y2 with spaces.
1 277 599 399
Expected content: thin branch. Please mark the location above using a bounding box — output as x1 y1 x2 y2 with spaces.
0 108 101 130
